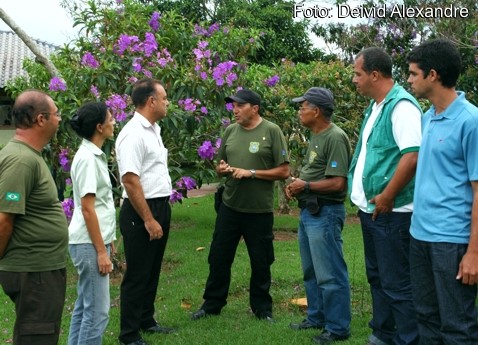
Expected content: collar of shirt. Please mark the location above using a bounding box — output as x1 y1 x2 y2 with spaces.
81 138 105 157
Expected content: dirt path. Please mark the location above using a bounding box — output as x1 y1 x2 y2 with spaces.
187 183 219 198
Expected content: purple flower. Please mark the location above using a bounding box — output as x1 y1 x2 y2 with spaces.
61 197 74 222
81 52 99 69
198 140 215 160
194 24 208 36
59 148 70 172
200 106 208 114
106 94 129 122
178 98 201 112
65 178 72 186
90 85 100 99
212 61 238 87
142 69 153 78
207 23 220 36
170 190 183 204
225 103 233 112
264 75 280 87
198 41 208 50
221 118 231 127
114 34 140 55
226 73 237 86
200 72 208 80
148 11 161 32
142 32 158 57
132 57 143 72
49 77 67 92
176 176 197 191
156 49 173 68
215 138 222 148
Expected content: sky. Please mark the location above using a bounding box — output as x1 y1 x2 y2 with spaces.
0 0 77 46
0 0 360 47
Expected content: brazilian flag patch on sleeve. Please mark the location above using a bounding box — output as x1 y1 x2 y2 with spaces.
5 192 21 202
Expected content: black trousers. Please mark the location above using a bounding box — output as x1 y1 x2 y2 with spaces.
118 197 171 343
201 203 275 317
0 269 66 345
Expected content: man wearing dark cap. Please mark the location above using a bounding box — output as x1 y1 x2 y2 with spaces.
349 47 421 345
286 87 352 344
191 88 290 321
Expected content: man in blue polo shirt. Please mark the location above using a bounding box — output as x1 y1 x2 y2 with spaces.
407 39 478 344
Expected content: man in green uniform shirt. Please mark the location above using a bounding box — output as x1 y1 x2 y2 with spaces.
0 90 68 345
286 87 352 345
191 89 290 321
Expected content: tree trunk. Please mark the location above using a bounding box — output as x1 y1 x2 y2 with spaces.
0 7 60 78
277 180 291 214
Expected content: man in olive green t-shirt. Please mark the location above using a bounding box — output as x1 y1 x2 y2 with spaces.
0 90 68 345
286 87 352 345
191 89 290 322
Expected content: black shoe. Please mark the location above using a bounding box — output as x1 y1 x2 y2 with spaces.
142 323 177 334
312 330 350 344
191 309 209 320
255 313 275 323
119 339 148 345
289 319 322 330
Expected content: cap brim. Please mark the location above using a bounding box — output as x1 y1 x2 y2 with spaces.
225 96 247 104
292 96 306 103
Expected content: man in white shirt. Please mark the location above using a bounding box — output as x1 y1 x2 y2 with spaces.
348 47 422 345
116 78 175 345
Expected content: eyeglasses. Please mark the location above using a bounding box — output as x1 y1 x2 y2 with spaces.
41 111 62 118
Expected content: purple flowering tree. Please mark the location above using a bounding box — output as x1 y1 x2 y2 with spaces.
4 0 373 215
4 0 265 212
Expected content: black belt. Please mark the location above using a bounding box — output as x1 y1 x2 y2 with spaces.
298 198 343 209
147 196 170 202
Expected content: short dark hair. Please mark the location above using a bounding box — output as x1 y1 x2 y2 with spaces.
70 101 108 140
319 106 334 120
407 39 461 88
12 89 51 129
131 78 163 107
356 47 392 78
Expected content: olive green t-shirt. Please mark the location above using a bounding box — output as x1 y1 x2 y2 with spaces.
0 140 68 272
298 123 351 203
219 119 289 213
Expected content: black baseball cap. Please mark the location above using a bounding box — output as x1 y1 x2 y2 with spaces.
292 87 334 111
225 89 261 106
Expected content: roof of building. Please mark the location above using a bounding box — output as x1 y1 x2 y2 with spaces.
0 30 58 87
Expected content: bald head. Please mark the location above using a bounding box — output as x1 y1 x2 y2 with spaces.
12 90 53 129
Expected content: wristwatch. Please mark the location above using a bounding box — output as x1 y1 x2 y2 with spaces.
249 169 256 179
304 181 310 193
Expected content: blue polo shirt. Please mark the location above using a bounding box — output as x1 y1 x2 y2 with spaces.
411 92 478 243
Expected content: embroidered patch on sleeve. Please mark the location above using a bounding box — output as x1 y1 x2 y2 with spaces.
5 192 21 202
331 161 338 168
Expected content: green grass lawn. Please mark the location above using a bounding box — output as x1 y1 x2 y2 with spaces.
0 194 371 344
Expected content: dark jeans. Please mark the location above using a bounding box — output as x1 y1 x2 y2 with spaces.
201 203 275 317
410 237 478 345
0 269 66 345
358 211 418 345
118 197 171 343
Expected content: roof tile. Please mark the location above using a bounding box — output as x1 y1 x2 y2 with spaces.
0 30 58 87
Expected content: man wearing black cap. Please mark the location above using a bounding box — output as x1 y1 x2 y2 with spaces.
191 88 290 321
286 87 352 344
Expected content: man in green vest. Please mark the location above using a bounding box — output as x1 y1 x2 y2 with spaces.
348 47 422 345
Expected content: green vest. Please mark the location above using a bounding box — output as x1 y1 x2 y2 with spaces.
348 83 421 208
